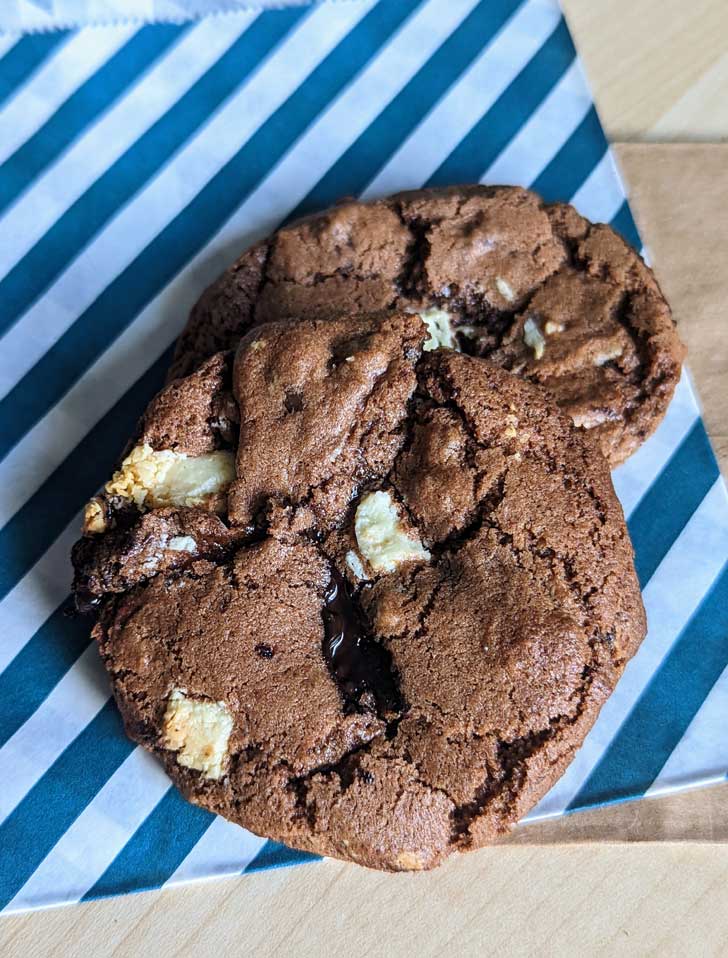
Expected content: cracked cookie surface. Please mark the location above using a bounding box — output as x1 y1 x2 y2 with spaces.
76 311 646 871
171 184 685 466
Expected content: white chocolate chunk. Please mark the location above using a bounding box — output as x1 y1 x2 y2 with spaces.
168 535 197 553
420 308 456 352
496 277 515 302
354 491 430 573
83 498 106 534
544 320 565 335
345 550 367 580
162 690 233 779
523 317 546 360
105 443 235 510
572 409 610 429
594 344 624 366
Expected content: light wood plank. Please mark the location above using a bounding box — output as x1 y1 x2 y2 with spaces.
561 0 728 141
2 841 728 958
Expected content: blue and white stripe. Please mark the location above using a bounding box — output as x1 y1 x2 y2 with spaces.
0 0 726 913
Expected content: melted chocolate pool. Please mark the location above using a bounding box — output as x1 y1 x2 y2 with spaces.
322 567 402 716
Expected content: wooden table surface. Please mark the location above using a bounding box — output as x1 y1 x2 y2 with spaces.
3 2 728 955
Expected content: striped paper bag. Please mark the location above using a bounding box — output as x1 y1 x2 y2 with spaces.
0 0 726 912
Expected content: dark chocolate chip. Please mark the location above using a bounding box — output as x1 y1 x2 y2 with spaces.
322 566 402 717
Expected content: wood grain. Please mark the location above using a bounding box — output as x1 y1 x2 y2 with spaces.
560 0 728 141
3 3 728 954
2 841 728 958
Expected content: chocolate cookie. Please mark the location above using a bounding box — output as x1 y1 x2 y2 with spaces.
72 352 242 608
76 310 646 871
171 185 685 466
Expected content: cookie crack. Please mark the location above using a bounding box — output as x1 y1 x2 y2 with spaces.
423 360 486 448
475 270 563 356
321 563 405 719
72 519 254 610
392 201 431 299
608 290 648 386
292 735 381 790
406 372 615 632
431 476 508 558
450 663 597 844
249 237 275 329
407 564 452 645
287 732 388 826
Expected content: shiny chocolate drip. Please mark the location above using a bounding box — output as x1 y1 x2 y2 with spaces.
322 567 401 716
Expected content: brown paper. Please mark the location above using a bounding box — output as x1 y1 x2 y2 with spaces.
616 143 728 476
